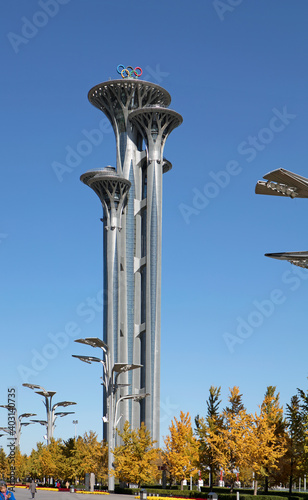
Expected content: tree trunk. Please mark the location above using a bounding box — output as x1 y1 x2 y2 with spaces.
289 457 294 496
254 479 258 496
264 476 269 494
230 479 234 493
289 473 293 496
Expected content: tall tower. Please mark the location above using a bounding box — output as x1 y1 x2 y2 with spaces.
81 68 182 444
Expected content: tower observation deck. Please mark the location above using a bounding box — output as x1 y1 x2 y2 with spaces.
81 67 182 445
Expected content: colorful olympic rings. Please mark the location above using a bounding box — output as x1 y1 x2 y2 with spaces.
117 65 143 79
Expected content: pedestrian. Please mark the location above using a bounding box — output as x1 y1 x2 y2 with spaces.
0 481 16 500
29 480 37 499
65 482 69 490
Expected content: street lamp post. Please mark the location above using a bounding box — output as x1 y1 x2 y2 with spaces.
22 384 76 445
0 428 11 442
73 420 78 440
73 337 148 492
113 393 149 442
15 414 37 447
255 168 308 199
0 406 37 448
255 168 308 269
0 428 10 435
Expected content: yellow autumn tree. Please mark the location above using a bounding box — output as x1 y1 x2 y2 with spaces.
28 442 45 479
74 432 108 482
206 387 253 490
26 439 64 480
248 387 287 494
59 438 77 482
164 411 199 486
39 439 64 479
206 386 287 494
0 448 9 481
14 447 29 482
113 421 160 487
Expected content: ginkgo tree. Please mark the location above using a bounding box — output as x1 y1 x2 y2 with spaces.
164 411 199 488
205 387 253 491
14 447 29 482
35 438 64 480
74 431 108 482
112 421 160 487
248 387 287 494
205 386 287 494
0 448 9 481
26 432 108 484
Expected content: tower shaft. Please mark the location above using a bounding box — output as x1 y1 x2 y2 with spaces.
129 107 183 438
80 168 131 440
83 77 182 444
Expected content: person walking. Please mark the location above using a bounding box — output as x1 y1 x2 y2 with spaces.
0 481 16 500
29 480 37 499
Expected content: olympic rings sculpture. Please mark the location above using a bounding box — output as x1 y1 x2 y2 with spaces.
117 65 143 79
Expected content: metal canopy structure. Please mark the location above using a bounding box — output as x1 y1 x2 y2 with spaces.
265 251 308 269
23 383 76 444
72 337 146 492
255 168 308 199
255 168 308 269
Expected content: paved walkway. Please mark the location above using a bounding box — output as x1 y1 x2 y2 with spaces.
11 488 131 500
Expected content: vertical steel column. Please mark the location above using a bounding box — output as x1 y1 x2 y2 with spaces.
80 167 130 491
129 108 183 441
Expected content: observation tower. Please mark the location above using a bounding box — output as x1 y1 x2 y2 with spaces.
81 66 182 444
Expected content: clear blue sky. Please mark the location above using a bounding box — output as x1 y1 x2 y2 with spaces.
1 0 308 455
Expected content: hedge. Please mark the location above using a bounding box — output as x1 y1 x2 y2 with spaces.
115 486 306 500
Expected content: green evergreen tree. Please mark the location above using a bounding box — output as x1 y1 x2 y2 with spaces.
285 394 304 495
195 386 222 488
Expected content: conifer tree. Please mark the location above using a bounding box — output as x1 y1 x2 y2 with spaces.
206 387 251 491
195 386 222 487
224 386 245 415
285 394 304 495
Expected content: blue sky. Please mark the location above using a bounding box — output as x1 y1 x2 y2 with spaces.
1 0 308 455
